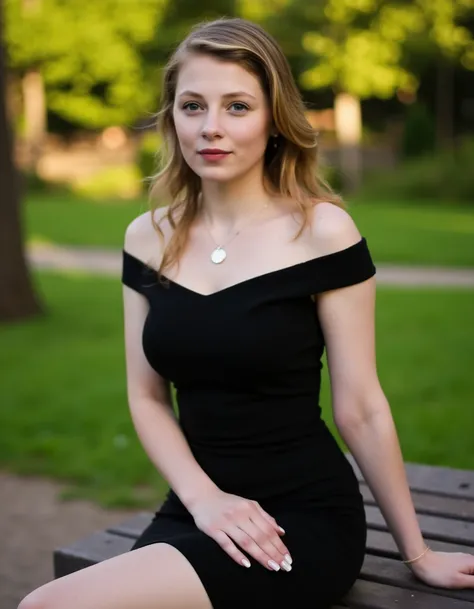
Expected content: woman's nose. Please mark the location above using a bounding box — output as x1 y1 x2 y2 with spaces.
200 112 223 139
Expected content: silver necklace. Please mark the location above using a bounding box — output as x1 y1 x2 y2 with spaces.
203 203 269 265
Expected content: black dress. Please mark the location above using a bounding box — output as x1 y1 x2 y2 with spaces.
121 237 376 609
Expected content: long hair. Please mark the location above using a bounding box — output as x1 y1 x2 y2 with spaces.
148 17 344 277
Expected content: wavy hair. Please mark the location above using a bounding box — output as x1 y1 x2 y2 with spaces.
148 17 343 276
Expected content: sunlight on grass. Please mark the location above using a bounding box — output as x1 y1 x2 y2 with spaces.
28 235 56 246
25 194 147 249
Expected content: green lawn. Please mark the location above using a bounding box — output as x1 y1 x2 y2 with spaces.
25 193 474 266
349 198 474 267
1 271 473 508
25 193 146 249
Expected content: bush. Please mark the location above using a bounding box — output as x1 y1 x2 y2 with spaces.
401 103 436 159
21 171 70 195
359 137 474 205
21 171 50 193
71 165 143 200
136 132 162 187
320 163 344 193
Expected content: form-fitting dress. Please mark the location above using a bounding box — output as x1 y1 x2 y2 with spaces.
121 237 376 609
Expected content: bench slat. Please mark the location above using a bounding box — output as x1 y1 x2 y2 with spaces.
365 505 474 547
360 485 474 522
347 456 474 501
366 528 474 558
344 579 474 608
54 532 134 578
107 512 153 539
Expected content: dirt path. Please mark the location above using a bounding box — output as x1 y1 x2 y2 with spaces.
0 472 135 609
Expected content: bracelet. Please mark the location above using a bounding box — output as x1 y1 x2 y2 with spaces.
402 545 431 565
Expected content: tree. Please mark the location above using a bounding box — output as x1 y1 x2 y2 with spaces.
239 0 474 190
0 0 42 322
403 0 474 149
4 0 169 134
19 0 45 172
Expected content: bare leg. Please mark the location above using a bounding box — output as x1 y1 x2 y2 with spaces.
18 543 213 609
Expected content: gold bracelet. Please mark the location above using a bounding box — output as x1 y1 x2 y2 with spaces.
402 545 430 565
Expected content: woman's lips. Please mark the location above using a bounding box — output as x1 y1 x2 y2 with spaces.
198 151 231 162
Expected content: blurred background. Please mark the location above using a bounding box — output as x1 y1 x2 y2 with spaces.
0 0 473 605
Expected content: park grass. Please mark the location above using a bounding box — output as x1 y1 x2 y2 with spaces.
25 193 474 266
0 271 473 508
349 198 474 267
25 193 145 249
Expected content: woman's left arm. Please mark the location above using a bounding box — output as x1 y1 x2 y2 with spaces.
314 212 474 589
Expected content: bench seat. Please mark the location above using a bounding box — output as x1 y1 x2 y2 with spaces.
54 459 474 608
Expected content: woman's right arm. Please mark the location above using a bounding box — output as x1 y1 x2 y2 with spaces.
122 228 219 510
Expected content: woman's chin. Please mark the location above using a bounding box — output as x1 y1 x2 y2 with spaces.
197 169 241 183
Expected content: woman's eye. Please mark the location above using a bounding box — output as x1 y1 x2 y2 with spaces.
230 102 248 113
183 102 200 112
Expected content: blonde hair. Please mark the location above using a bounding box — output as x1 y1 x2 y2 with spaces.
149 17 343 276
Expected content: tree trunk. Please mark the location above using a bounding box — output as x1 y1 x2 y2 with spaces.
334 91 363 192
0 1 43 323
22 67 46 172
22 0 46 171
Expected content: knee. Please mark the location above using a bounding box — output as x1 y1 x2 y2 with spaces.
18 589 48 609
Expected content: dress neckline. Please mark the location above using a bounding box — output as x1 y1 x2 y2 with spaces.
123 237 366 298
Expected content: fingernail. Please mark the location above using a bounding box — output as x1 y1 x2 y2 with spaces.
241 558 251 568
281 560 292 572
284 554 293 565
278 526 285 533
268 560 281 571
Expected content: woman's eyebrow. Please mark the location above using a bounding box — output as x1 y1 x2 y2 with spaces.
177 90 257 100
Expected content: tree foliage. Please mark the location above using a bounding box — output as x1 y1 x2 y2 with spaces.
4 0 168 128
3 0 474 127
240 0 474 99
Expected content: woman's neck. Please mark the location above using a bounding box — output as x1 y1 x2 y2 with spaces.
199 175 275 228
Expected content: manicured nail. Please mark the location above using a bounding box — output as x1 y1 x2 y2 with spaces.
278 526 285 533
241 558 251 568
281 560 292 572
284 554 293 565
268 560 281 571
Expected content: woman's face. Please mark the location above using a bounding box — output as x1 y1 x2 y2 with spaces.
172 54 273 184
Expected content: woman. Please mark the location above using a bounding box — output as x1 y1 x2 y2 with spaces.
20 16 474 609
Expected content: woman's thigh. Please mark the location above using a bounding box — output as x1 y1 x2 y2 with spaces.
18 542 213 609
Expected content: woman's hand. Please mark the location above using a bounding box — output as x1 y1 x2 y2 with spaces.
188 488 293 571
409 549 474 589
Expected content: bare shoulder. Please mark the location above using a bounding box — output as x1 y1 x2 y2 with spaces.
124 206 169 262
309 201 362 256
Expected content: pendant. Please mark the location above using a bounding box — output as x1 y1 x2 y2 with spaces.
211 246 227 264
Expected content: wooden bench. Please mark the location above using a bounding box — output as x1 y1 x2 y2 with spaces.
54 458 474 608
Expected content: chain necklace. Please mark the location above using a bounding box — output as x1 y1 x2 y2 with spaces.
202 203 269 265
